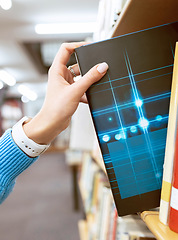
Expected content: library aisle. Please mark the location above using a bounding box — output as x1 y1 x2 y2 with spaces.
0 152 83 240
1 1 178 240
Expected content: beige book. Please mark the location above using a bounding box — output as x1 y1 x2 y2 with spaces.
159 42 178 225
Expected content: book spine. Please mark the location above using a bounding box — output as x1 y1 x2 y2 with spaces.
112 208 118 240
168 125 178 233
159 42 178 225
107 204 116 240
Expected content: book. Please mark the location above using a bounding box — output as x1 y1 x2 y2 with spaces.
168 48 178 232
169 129 178 233
159 42 178 225
98 187 112 240
75 22 178 216
111 208 118 240
107 205 117 240
93 0 128 41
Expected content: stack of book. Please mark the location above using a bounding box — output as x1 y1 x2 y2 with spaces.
93 0 128 41
79 153 116 240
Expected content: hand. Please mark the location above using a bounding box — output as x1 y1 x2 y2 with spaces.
23 42 109 144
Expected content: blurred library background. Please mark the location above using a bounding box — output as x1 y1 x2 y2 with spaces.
0 0 177 240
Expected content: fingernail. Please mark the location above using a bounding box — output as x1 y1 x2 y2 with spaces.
97 62 109 74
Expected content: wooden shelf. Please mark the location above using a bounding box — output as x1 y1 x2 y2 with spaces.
140 211 178 240
110 0 178 38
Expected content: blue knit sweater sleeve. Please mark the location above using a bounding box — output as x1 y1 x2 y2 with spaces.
0 129 38 203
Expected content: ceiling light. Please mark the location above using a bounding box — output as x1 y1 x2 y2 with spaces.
0 70 16 86
35 22 96 34
0 0 12 10
18 85 37 101
0 81 3 89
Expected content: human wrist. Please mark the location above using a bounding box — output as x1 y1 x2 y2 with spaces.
23 116 52 145
23 112 64 145
12 117 50 157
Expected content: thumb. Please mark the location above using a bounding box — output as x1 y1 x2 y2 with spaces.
72 62 109 98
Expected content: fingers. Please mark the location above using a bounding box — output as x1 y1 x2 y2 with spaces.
71 62 109 99
68 64 80 77
52 42 88 67
80 94 88 104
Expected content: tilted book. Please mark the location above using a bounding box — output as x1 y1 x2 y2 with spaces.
75 22 178 216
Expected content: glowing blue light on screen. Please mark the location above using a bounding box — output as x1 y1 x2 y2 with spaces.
135 98 143 107
130 126 137 133
115 134 122 141
138 117 149 129
108 117 113 121
156 172 161 178
121 129 127 139
115 129 127 140
102 134 110 142
156 115 163 121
